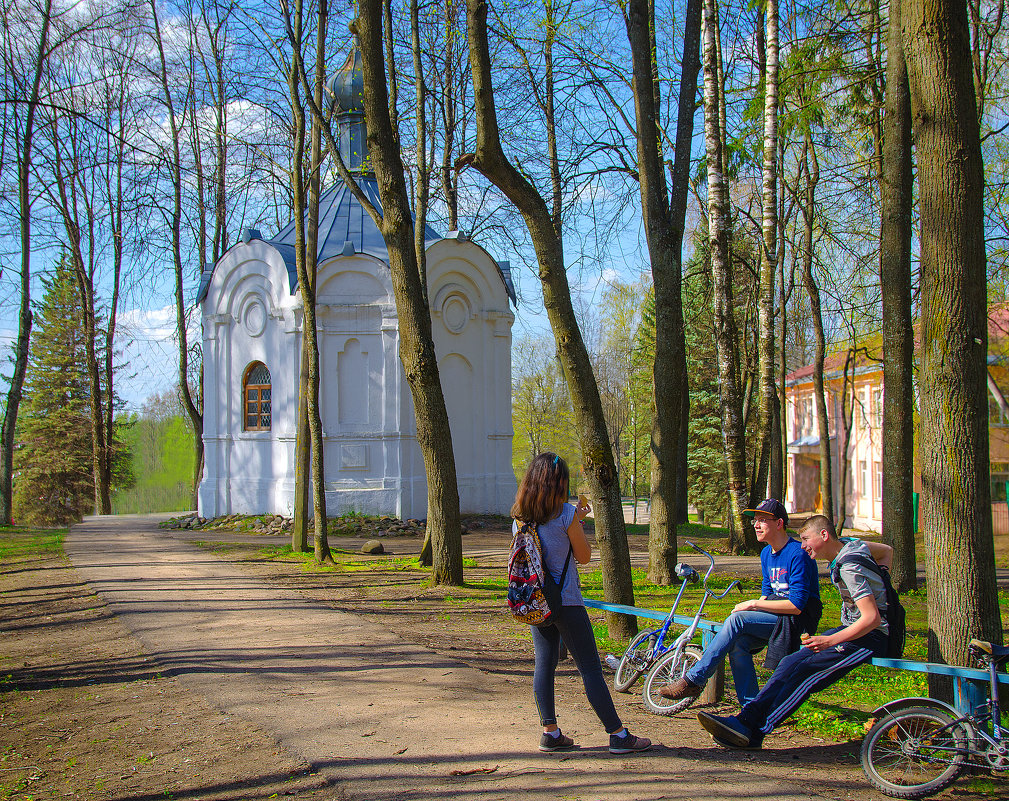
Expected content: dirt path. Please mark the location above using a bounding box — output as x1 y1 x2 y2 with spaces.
2 515 961 800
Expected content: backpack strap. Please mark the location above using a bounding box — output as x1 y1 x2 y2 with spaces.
537 522 573 589
832 551 883 583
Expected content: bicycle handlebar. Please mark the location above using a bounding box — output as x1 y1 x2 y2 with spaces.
682 540 742 598
683 540 716 582
709 579 743 599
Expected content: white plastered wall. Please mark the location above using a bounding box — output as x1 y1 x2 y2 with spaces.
199 237 515 519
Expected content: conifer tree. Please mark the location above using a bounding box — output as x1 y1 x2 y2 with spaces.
13 258 95 526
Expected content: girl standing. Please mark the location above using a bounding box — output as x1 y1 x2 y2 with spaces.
512 452 651 754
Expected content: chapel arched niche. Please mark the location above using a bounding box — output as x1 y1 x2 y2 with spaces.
439 353 475 477
335 337 369 426
213 249 287 318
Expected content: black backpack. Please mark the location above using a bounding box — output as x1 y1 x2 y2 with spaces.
834 552 906 659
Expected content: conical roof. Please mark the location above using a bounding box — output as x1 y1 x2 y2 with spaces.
196 175 516 305
270 175 442 288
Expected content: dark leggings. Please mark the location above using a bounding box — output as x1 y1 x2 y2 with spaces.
531 605 623 733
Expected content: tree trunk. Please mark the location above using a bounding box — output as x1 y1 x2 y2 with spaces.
466 0 636 635
103 82 127 521
702 0 756 553
799 136 832 524
755 0 779 504
441 0 459 230
625 0 697 582
904 0 1003 676
0 1 52 525
837 346 856 535
308 0 330 563
151 0 204 509
354 0 464 585
45 108 112 517
281 0 331 562
775 136 789 502
292 343 311 552
880 0 917 592
411 0 430 303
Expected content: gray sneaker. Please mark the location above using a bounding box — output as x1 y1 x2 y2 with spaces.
608 730 651 754
539 731 576 752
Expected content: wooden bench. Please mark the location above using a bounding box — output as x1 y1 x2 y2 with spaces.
584 598 1009 714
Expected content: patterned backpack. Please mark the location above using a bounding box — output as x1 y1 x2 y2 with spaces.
506 520 571 627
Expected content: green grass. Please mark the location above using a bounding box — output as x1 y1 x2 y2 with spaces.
622 520 729 539
0 527 65 561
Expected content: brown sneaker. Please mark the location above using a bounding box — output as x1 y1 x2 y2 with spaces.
659 677 702 700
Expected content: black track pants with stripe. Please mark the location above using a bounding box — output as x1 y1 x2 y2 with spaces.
737 627 888 736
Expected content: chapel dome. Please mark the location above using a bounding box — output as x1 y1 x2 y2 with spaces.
327 48 364 115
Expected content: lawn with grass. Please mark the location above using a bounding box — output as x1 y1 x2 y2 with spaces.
0 526 65 561
197 526 1008 749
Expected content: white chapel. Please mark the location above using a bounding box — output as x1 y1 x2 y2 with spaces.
196 52 517 520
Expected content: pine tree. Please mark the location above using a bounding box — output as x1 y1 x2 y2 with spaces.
13 258 95 526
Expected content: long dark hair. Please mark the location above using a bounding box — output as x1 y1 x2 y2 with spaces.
511 452 570 524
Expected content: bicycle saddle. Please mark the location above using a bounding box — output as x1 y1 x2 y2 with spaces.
969 639 1009 664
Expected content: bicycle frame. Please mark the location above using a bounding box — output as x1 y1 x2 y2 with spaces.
631 565 697 663
655 542 741 672
870 647 1006 761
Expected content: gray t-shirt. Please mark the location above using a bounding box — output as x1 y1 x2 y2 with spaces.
830 539 888 635
513 503 582 606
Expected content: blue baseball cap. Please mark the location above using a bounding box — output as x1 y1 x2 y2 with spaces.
742 498 788 527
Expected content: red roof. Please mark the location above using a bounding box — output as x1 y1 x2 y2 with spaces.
787 303 1009 383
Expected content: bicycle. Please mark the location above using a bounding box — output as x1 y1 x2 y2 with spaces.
612 556 700 693
861 638 1009 798
639 543 742 715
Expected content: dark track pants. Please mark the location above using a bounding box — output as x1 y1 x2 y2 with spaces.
737 627 888 735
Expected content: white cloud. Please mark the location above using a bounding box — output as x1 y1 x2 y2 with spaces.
115 304 200 409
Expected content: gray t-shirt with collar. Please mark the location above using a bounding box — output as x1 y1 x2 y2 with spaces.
829 538 888 635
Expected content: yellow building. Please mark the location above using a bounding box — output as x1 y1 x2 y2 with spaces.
784 308 1009 533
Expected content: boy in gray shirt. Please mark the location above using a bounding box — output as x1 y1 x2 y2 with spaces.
697 514 891 749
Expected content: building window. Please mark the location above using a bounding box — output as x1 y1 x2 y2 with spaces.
992 463 1009 501
244 362 272 431
795 394 813 437
990 394 1009 428
872 387 883 427
859 459 868 496
873 461 882 500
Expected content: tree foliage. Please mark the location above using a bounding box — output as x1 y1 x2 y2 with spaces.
13 258 132 525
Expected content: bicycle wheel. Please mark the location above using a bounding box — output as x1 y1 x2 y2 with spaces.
641 645 703 716
861 706 966 798
614 630 654 692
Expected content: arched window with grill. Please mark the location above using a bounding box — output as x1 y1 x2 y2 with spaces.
244 362 272 431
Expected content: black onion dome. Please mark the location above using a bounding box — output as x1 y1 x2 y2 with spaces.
327 48 364 114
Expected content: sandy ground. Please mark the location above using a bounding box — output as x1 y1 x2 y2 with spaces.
0 515 980 801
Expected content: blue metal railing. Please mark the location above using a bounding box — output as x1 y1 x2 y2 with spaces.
585 598 1008 714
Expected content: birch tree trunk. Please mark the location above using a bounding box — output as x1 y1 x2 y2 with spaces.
755 0 779 504
904 0 1003 673
880 0 917 591
702 0 756 552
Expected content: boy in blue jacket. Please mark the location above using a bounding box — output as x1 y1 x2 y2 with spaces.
660 498 820 704
697 514 892 749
